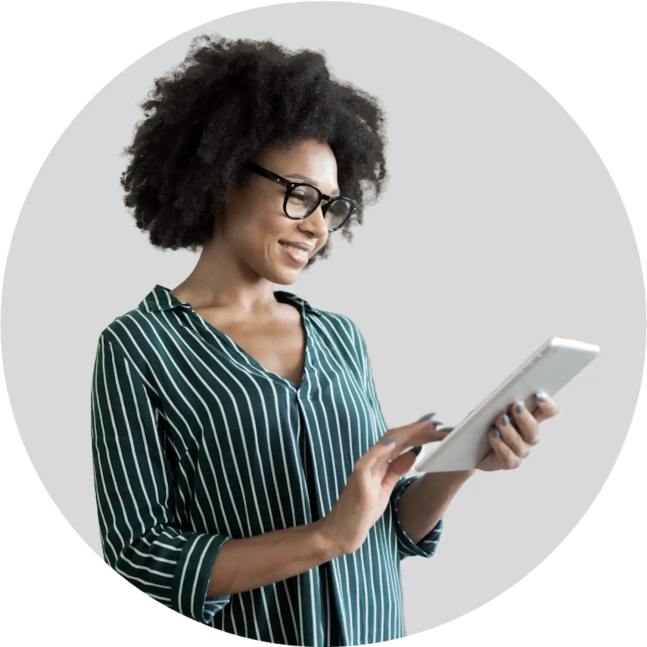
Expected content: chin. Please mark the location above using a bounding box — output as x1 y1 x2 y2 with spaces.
272 271 300 285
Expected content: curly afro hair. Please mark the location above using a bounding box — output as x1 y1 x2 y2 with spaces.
120 33 390 268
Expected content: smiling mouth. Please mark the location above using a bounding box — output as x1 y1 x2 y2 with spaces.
278 241 310 264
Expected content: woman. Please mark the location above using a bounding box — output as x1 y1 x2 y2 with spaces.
91 34 558 645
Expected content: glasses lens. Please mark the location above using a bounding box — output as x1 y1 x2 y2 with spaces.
286 185 321 218
325 198 353 231
286 185 354 231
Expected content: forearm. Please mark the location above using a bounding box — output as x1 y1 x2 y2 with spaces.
396 469 476 544
207 518 338 597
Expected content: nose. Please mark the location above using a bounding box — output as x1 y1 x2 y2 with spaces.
300 201 330 237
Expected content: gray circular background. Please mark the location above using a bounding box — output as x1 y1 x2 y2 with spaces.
3 1 644 637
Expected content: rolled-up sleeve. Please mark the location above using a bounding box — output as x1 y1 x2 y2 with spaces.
91 331 232 623
390 475 444 560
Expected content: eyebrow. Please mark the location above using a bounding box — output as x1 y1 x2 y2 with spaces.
285 173 341 197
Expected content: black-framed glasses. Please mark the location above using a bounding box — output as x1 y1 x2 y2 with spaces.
245 162 357 232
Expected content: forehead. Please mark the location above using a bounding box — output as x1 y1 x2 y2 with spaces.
262 139 340 194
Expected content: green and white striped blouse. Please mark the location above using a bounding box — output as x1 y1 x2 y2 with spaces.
91 283 443 646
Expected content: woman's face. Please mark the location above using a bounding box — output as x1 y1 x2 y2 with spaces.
216 138 337 285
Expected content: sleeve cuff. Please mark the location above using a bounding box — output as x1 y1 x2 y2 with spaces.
391 476 444 560
171 533 232 624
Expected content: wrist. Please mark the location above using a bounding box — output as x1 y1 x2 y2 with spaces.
310 518 344 560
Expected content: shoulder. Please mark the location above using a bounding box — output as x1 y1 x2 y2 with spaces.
95 307 166 370
287 289 368 347
317 309 361 338
97 307 146 343
308 307 369 361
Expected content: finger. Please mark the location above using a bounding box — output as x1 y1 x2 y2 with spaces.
393 418 449 447
364 419 445 472
532 391 559 424
488 426 522 469
495 413 531 459
508 401 540 446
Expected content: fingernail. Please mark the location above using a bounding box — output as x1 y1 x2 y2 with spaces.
494 428 500 438
383 436 399 445
418 412 437 421
502 414 509 426
438 426 454 433
516 402 524 413
536 392 547 402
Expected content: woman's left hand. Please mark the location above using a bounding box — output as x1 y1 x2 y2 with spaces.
475 391 560 472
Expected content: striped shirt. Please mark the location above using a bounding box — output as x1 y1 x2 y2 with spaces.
90 283 443 645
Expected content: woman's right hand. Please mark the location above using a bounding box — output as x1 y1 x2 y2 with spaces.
318 418 450 557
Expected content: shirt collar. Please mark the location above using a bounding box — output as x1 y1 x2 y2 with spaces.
138 284 323 316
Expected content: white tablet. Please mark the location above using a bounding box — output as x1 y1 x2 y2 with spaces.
413 336 600 473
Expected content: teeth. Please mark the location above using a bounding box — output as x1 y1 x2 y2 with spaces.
280 242 308 258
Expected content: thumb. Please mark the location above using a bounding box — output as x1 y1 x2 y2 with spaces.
387 446 418 476
382 449 417 490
